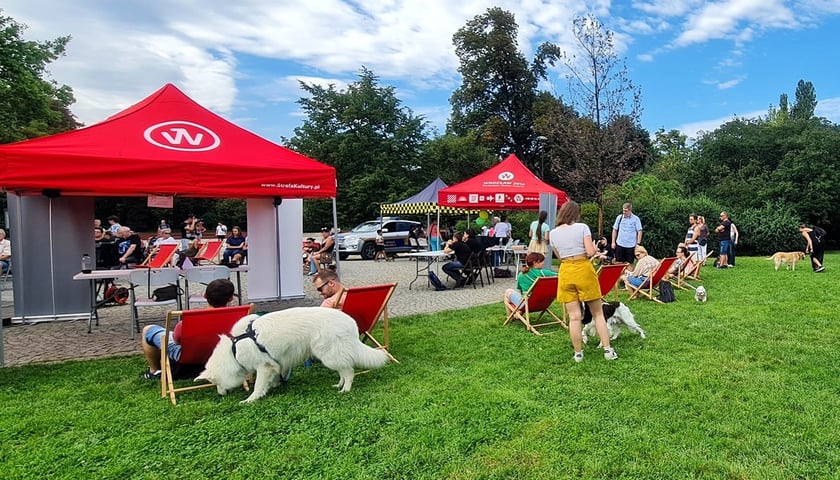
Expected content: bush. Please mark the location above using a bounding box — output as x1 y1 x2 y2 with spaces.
731 202 801 255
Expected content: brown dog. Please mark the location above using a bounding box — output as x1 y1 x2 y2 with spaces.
769 251 805 271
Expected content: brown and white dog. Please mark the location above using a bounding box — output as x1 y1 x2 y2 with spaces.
769 251 805 271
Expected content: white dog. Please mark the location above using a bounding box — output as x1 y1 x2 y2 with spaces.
694 285 707 302
581 301 646 345
196 307 390 403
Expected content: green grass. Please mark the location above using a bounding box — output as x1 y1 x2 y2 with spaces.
2 255 839 479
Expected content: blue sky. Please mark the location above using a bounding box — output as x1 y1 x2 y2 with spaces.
6 0 840 143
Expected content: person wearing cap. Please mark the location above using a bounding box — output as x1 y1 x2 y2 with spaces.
312 227 335 273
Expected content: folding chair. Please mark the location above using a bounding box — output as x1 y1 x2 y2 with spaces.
128 268 182 338
461 252 485 288
670 254 698 291
193 240 224 265
504 276 568 335
183 265 231 309
134 243 178 268
335 283 399 363
628 257 678 303
597 262 628 300
160 304 254 405
686 250 713 282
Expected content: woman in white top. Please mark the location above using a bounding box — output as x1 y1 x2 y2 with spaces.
527 210 550 255
549 200 617 363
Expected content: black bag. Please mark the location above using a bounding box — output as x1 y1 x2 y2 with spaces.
658 280 676 303
494 267 513 278
698 238 707 246
427 271 447 291
152 284 180 302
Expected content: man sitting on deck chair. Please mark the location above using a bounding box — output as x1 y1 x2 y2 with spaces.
139 279 235 380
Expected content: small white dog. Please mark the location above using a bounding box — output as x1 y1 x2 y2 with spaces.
197 307 390 403
581 301 646 345
694 285 707 302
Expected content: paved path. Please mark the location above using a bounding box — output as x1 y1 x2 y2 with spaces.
1 255 515 367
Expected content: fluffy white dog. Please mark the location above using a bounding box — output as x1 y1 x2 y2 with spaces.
581 301 646 346
694 285 707 302
196 307 390 403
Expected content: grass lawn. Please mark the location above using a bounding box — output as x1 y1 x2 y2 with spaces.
1 255 838 479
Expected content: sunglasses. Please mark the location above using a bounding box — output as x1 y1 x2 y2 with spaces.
316 281 331 293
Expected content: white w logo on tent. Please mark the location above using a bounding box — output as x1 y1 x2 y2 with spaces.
144 121 221 152
160 128 204 146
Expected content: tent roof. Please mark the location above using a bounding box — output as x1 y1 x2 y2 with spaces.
438 154 567 210
0 83 336 198
381 178 477 215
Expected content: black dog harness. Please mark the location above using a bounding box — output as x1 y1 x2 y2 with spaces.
228 317 282 366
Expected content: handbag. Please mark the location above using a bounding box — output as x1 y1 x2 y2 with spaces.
152 284 181 302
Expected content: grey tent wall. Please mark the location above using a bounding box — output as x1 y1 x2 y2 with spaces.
8 194 91 321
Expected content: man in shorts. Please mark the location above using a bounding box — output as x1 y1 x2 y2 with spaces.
140 278 235 380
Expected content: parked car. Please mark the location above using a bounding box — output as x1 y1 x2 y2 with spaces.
336 218 423 260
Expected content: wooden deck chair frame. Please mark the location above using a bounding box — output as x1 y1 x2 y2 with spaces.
504 276 568 335
135 243 178 268
628 257 678 303
334 283 399 363
670 253 698 290
193 240 224 264
160 304 254 405
686 250 713 281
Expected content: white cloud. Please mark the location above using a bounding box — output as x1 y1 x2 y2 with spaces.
674 0 797 46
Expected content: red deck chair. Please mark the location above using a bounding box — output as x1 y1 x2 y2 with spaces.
193 240 224 265
597 262 628 300
628 257 678 303
135 243 178 268
504 276 568 335
160 304 254 405
335 283 399 363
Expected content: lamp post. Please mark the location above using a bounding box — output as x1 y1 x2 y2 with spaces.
535 136 548 180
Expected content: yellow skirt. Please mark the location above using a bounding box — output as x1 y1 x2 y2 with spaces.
557 258 601 303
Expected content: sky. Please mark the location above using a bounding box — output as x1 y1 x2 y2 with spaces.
6 0 840 144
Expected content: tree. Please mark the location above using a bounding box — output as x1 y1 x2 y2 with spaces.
647 128 690 184
0 12 80 144
285 68 430 228
419 132 495 186
542 13 646 234
449 7 560 170
790 79 817 120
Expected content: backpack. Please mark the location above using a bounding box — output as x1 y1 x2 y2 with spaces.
103 286 128 305
658 280 676 303
428 271 448 291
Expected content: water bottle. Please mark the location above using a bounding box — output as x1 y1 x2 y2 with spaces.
81 253 93 274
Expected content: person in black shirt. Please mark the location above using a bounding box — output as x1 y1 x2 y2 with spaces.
442 231 472 287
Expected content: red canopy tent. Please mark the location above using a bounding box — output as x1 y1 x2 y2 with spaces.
0 83 335 199
438 154 567 210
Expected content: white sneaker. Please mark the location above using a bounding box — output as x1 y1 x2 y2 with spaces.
603 348 618 360
573 351 584 363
